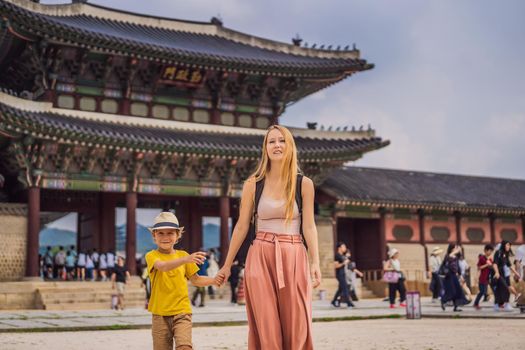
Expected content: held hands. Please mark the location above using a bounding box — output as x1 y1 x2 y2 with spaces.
310 262 322 288
186 251 207 265
215 265 231 287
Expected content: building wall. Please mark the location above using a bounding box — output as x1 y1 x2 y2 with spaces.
0 204 27 281
460 217 491 244
424 215 457 243
385 214 420 243
495 218 523 244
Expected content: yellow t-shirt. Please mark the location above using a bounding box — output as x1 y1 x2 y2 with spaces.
145 249 199 316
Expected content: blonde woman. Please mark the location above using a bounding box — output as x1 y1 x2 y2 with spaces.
216 125 321 350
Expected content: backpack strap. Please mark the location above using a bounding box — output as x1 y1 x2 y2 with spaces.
295 174 307 248
251 179 265 244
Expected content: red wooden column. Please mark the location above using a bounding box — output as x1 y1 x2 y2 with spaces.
455 211 462 245
418 209 429 273
522 215 525 243
125 192 137 275
26 187 40 278
99 193 116 253
379 207 387 261
489 213 496 245
189 197 203 252
219 196 230 265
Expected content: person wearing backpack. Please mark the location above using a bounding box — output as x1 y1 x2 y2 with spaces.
215 125 321 350
54 246 66 280
43 246 54 280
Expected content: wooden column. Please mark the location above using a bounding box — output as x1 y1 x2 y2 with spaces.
522 215 525 243
379 207 387 261
189 197 202 252
211 108 221 125
99 193 116 253
489 213 496 245
121 99 131 115
455 211 462 245
219 196 230 265
418 209 429 273
26 187 40 277
125 192 137 275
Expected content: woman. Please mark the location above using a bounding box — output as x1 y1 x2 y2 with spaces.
492 241 521 311
216 125 321 350
441 243 468 312
384 248 406 308
428 247 443 302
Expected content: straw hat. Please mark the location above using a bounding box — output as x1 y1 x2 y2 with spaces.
431 247 443 255
388 248 399 258
148 212 181 232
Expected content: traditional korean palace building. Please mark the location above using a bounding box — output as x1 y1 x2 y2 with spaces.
0 0 387 281
0 0 523 289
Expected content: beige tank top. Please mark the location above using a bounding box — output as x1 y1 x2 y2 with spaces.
256 194 300 235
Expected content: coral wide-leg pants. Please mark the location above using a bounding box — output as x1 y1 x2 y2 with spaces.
244 232 313 350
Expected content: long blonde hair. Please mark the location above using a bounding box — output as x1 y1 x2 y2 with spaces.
251 125 299 223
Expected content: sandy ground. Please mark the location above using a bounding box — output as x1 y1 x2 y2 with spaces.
0 318 522 350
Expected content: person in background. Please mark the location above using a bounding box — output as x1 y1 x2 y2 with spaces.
492 241 521 311
428 247 443 303
474 244 493 310
229 259 241 304
441 243 468 312
67 245 77 261
458 251 472 302
106 250 115 278
384 248 407 309
99 252 108 281
85 252 95 281
191 250 209 307
76 250 86 281
345 249 363 302
43 246 54 280
65 251 76 281
54 246 66 280
91 248 100 281
207 249 219 300
111 256 131 310
331 242 354 308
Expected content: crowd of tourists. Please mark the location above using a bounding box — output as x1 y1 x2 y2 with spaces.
40 245 117 281
428 241 523 312
330 240 524 312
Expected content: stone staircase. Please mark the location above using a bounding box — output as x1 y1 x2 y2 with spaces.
36 278 146 310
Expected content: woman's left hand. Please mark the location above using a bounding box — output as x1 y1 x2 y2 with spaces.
310 262 322 288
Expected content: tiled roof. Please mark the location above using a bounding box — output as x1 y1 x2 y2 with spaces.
0 0 372 76
0 100 388 161
321 167 525 212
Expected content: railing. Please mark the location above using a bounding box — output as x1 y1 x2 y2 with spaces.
362 269 432 297
362 269 428 282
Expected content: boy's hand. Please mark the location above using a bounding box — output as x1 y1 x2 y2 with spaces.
186 252 207 265
216 266 231 287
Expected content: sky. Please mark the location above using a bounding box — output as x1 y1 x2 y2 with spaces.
41 0 525 180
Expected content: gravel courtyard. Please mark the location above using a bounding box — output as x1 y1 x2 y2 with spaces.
1 318 522 350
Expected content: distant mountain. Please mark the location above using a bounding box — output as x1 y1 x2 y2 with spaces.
203 223 220 250
39 227 76 254
116 224 157 255
38 223 227 256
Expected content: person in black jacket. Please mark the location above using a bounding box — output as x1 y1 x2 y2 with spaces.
229 259 241 304
440 243 468 312
492 241 521 311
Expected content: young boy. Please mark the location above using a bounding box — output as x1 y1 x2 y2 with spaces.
111 256 131 310
473 244 493 310
146 212 216 350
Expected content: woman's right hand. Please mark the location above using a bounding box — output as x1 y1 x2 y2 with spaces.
216 265 231 287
